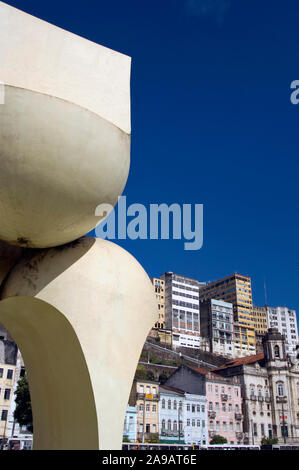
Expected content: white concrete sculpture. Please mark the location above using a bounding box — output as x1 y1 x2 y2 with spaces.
0 2 157 449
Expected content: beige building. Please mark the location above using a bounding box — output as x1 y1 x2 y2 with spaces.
152 278 165 330
198 273 256 356
252 306 268 353
129 379 160 441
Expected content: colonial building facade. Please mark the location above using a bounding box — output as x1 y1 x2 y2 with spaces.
215 328 299 445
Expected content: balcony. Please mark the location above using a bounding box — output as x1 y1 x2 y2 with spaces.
161 429 184 438
136 392 159 401
258 396 264 402
208 411 216 419
276 396 287 404
250 394 257 401
221 394 228 401
235 413 242 421
265 396 271 403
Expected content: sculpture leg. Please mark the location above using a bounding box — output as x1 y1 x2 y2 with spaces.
0 238 157 449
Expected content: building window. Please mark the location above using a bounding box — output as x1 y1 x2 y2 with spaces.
192 419 195 427
223 422 227 432
216 421 220 432
4 389 10 400
152 424 156 433
168 400 171 410
0 368 3 378
187 419 190 426
168 420 171 431
274 345 280 358
162 399 165 409
277 383 284 397
186 404 190 411
162 419 166 430
7 369 13 380
139 385 144 393
1 410 8 421
146 404 150 412
201 405 205 413
173 400 177 410
197 420 200 427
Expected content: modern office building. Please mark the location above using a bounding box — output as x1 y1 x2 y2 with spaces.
161 272 205 349
198 273 253 326
198 273 256 356
266 306 298 357
252 306 268 353
233 323 256 357
200 299 234 357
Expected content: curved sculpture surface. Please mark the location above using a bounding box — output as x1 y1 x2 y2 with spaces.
0 238 157 450
0 2 157 450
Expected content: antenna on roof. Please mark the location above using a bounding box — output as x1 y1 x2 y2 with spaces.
264 279 268 307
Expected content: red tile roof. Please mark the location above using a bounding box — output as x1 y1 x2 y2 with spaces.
214 353 264 370
160 384 185 395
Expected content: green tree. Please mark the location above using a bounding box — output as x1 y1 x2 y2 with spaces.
14 375 33 433
210 435 228 445
261 436 278 445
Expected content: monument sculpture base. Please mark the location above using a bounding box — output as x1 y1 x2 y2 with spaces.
0 238 157 449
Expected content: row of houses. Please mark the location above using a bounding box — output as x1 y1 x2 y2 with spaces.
124 328 299 446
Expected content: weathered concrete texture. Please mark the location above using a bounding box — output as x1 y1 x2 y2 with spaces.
0 238 158 450
0 86 130 248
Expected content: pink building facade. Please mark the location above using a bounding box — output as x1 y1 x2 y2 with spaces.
206 372 243 444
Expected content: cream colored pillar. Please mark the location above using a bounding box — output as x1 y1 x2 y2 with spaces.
0 238 157 449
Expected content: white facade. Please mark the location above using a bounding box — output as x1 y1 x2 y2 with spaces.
162 272 204 350
183 393 207 446
266 306 298 356
159 387 184 443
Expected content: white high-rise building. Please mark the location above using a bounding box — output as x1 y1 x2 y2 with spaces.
161 272 205 349
266 306 298 356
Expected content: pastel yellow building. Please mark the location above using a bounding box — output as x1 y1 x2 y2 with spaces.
233 323 256 357
129 379 159 441
251 306 268 353
0 363 16 445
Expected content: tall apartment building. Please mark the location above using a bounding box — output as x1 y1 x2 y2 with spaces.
252 306 268 353
198 273 256 356
161 272 205 349
200 299 234 357
151 278 165 330
266 306 298 356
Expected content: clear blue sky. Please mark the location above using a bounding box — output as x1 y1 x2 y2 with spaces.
5 0 299 317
